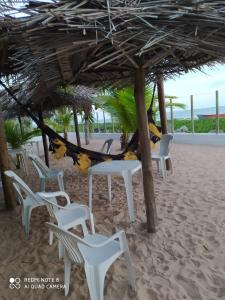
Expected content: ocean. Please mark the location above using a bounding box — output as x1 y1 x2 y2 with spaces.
165 106 225 120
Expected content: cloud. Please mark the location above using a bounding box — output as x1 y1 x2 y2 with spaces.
164 64 225 108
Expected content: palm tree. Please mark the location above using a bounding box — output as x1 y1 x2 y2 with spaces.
95 86 152 149
4 119 39 149
96 86 185 149
152 95 185 119
80 109 95 145
46 107 73 140
4 119 39 169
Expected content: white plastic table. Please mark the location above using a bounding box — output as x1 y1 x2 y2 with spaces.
88 160 142 222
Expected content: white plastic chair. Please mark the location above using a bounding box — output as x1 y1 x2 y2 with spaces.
100 139 113 154
29 154 64 192
46 220 136 299
152 134 173 178
38 191 93 257
4 170 45 238
8 148 29 175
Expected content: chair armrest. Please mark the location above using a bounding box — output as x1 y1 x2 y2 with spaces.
93 230 125 247
38 191 71 205
84 230 126 249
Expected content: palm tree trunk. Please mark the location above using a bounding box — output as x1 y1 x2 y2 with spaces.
84 116 89 145
18 115 23 135
64 130 68 141
120 132 129 150
156 74 171 170
72 106 81 146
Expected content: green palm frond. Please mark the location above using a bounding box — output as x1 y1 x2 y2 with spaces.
165 102 186 109
46 106 73 133
4 120 39 149
95 86 152 134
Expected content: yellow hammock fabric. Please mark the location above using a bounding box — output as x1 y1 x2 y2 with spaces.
52 122 161 172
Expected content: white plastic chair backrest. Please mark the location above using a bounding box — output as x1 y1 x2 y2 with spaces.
38 192 71 221
40 192 95 234
101 139 113 154
40 196 59 223
29 154 49 177
4 170 38 205
46 222 92 264
159 134 173 156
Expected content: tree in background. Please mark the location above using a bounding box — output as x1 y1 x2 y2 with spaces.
81 108 95 145
46 106 73 140
96 86 185 149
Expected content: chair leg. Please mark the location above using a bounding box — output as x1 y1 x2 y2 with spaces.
40 178 46 192
84 264 106 300
24 206 32 239
64 253 71 296
124 250 136 290
58 240 64 259
160 158 166 179
49 230 53 245
21 208 25 226
57 174 64 191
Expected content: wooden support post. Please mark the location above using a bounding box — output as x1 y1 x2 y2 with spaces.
0 105 15 210
38 108 49 167
170 98 174 133
157 74 171 170
72 106 81 147
134 66 157 233
190 95 194 134
216 90 219 134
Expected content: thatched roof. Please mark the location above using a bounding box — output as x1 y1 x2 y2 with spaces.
1 0 225 110
1 84 96 118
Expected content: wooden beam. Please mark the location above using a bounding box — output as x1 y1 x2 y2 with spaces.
38 108 49 167
0 104 15 210
72 106 81 147
134 65 157 233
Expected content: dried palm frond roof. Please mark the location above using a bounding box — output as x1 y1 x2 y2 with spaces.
1 0 225 109
1 83 96 118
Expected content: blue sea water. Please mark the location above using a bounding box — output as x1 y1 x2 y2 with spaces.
165 106 225 120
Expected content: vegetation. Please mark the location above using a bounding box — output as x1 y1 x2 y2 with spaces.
4 119 39 149
45 107 73 140
94 86 185 148
171 118 225 133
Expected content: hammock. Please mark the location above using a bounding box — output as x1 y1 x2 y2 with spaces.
0 80 161 171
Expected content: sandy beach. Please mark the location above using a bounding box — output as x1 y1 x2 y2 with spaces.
0 139 225 300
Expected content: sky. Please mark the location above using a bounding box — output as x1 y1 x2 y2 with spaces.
164 63 225 110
